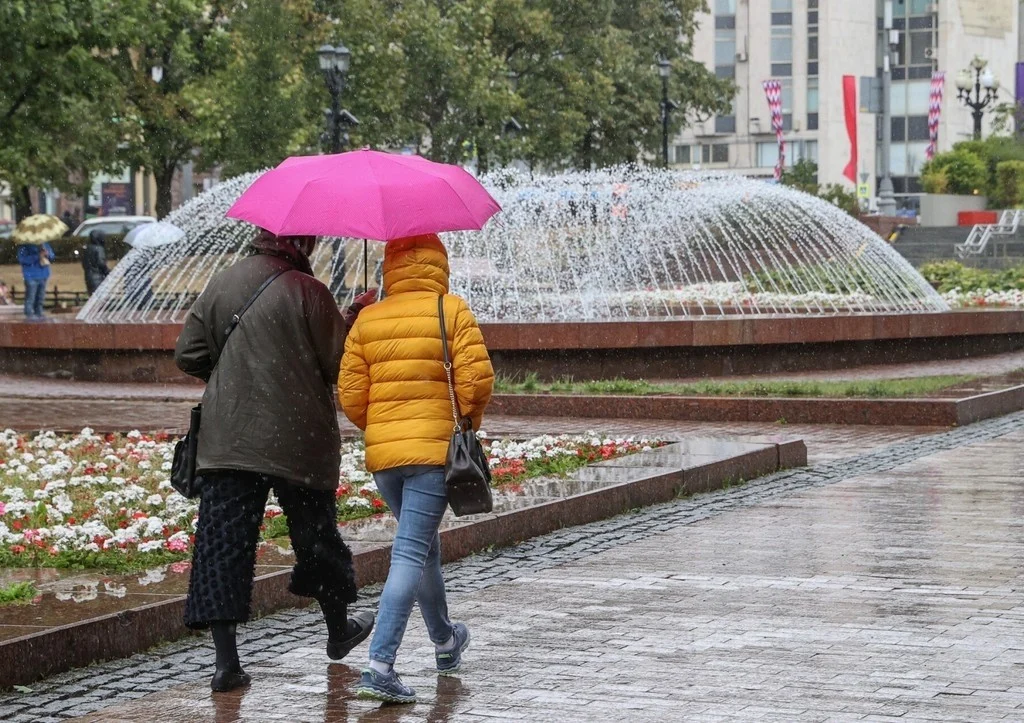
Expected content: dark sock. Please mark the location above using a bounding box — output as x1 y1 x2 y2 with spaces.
211 622 241 672
319 598 348 642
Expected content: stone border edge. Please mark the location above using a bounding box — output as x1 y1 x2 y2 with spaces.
0 439 805 689
488 386 1024 427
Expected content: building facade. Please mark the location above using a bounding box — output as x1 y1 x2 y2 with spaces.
675 0 1020 208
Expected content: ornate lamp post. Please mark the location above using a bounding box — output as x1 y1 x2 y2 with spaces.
317 44 359 153
658 58 678 167
956 56 999 140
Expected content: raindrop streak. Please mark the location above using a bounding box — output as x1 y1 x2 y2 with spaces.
77 168 947 324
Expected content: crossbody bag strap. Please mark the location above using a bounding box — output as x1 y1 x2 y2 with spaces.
438 294 461 429
211 268 289 373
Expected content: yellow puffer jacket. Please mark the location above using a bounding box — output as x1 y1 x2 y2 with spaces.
339 234 494 473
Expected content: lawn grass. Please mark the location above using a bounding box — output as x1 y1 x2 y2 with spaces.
494 373 977 399
0 581 38 605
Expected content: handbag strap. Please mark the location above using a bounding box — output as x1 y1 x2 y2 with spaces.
438 294 462 429
212 267 289 372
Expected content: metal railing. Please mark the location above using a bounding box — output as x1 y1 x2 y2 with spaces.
955 209 1023 258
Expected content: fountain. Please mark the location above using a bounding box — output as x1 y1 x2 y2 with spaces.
77 167 947 324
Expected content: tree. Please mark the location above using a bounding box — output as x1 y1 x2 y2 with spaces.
114 1 233 218
921 148 989 196
328 0 734 171
193 0 344 176
0 1 137 219
781 159 819 195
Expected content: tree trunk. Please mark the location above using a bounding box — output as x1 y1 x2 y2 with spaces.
155 164 176 219
13 185 32 221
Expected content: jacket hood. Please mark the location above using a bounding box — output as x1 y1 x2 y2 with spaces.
383 234 449 296
250 230 314 276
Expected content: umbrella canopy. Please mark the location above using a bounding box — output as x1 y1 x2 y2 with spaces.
225 149 501 240
123 221 185 249
11 214 67 244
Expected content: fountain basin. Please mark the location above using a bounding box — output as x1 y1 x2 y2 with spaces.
0 311 1021 383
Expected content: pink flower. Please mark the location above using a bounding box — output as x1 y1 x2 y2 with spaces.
0 501 6 516
169 561 191 574
166 538 189 553
23 529 40 543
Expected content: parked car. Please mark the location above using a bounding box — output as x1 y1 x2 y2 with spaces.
0 220 13 239
72 216 156 237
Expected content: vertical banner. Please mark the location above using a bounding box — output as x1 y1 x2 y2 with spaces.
842 75 858 184
762 80 785 181
926 71 946 160
1016 62 1024 138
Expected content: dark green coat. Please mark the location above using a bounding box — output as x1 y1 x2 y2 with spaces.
175 251 355 490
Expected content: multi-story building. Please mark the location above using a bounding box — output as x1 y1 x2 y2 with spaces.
675 0 1020 209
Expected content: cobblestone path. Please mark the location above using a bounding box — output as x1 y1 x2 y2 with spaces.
2 413 1024 721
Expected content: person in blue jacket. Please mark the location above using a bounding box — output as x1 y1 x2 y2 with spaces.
17 242 55 320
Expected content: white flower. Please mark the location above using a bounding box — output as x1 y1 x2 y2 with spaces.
347 497 371 509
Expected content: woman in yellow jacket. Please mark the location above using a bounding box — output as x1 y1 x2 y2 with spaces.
339 233 493 704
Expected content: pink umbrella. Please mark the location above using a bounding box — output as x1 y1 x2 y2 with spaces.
226 149 501 240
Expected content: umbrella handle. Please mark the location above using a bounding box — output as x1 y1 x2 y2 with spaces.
363 240 368 291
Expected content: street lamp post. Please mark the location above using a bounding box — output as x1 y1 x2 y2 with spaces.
956 56 999 140
658 58 675 167
317 43 359 153
878 0 900 218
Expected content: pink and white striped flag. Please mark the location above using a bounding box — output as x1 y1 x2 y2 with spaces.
926 71 946 161
762 80 785 180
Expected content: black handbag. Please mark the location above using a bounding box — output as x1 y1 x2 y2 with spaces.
438 295 493 517
169 268 289 498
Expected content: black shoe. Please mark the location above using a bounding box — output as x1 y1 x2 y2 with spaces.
326 610 375 660
211 667 251 692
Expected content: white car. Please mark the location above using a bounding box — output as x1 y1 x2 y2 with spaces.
73 216 156 237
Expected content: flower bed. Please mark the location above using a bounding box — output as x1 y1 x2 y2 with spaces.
0 429 660 571
942 288 1024 308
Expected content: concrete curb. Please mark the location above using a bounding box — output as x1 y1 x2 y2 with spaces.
488 386 1024 427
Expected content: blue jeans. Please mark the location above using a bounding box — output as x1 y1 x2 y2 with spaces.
23 278 45 318
369 465 453 665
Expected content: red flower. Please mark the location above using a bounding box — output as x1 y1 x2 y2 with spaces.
132 511 147 519
371 498 385 510
264 509 282 519
67 516 76 525
11 520 22 531
84 467 95 475
336 484 351 498
118 521 129 529
10 544 25 554
93 535 106 547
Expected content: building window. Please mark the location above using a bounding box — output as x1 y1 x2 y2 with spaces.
715 0 736 12
770 0 792 9
715 115 736 134
714 0 737 88
907 115 930 141
807 113 819 130
757 142 781 168
674 145 691 165
702 144 729 164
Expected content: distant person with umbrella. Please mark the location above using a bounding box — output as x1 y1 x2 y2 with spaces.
81 230 110 295
12 214 65 321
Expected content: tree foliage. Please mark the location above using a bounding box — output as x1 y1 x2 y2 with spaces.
0 0 138 217
3 0 734 219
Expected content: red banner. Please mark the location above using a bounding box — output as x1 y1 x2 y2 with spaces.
842 75 858 184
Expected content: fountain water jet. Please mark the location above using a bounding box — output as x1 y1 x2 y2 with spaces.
77 167 947 324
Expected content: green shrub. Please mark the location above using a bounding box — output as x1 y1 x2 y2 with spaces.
920 149 988 196
954 136 1024 202
995 160 1024 208
0 234 129 265
918 260 1024 293
921 167 949 194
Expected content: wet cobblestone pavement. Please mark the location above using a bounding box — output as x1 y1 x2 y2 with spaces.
0 412 1022 720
